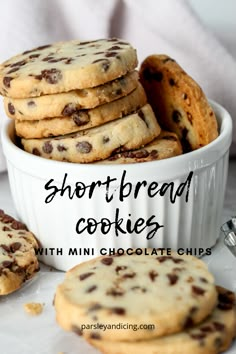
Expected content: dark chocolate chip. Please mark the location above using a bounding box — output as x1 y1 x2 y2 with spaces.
11 221 26 230
181 127 192 153
90 332 101 340
149 270 158 282
3 77 13 88
79 272 94 281
2 260 13 268
72 111 90 126
167 273 178 285
8 103 15 115
1 244 11 252
115 88 122 96
169 78 175 86
43 141 53 154
40 68 62 84
10 242 21 252
111 307 125 315
27 100 36 107
105 52 117 57
76 141 92 154
32 148 41 156
57 144 67 152
62 103 76 116
172 110 182 123
101 257 113 266
10 60 26 68
192 286 206 296
29 54 40 59
103 136 110 144
2 226 11 232
107 288 124 296
115 266 127 274
213 322 225 331
86 285 97 293
7 67 19 74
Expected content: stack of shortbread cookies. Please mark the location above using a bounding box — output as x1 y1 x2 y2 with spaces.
0 38 185 164
54 251 236 354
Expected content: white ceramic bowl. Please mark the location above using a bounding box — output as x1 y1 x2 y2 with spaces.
1 100 232 271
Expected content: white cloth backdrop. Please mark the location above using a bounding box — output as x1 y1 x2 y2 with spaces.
0 0 236 173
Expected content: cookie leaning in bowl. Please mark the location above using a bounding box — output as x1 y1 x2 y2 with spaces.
0 209 39 295
21 104 161 163
96 131 182 164
54 250 217 342
88 286 236 354
0 38 137 98
14 82 147 138
140 55 218 152
4 71 139 120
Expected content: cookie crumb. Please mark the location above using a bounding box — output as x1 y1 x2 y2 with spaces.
24 302 44 315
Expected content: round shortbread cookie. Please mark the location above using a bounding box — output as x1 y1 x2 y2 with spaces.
54 250 217 341
21 104 161 163
140 55 218 152
15 82 147 138
0 38 137 98
96 131 182 164
0 209 39 295
4 71 139 120
88 286 236 354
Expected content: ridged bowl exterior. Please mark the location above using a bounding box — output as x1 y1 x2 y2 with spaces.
2 101 232 271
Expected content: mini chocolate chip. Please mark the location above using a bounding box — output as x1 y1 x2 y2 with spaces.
214 337 223 349
181 127 192 152
1 244 10 252
79 272 94 281
200 325 214 333
122 272 136 279
86 285 97 293
190 333 206 340
169 78 175 86
10 242 21 252
29 54 40 59
200 277 208 283
209 111 214 116
149 270 158 282
71 325 83 336
172 110 182 123
103 136 110 144
27 100 36 107
76 141 92 154
10 60 26 68
167 273 178 285
2 226 11 232
101 257 113 266
115 88 122 96
8 103 15 115
43 141 53 154
57 144 67 152
115 266 127 274
150 150 158 159
184 315 194 328
2 260 13 268
72 111 90 126
40 68 62 84
7 67 19 74
3 77 13 88
213 322 225 331
108 46 121 50
131 286 147 293
65 58 73 64
102 60 110 72
138 109 149 127
182 93 188 100
105 52 117 57
107 288 124 296
90 332 101 340
111 307 126 315
32 148 41 156
89 303 102 312
192 286 206 296
2 215 14 223
11 221 26 230
158 256 184 263
92 59 105 64
62 103 76 116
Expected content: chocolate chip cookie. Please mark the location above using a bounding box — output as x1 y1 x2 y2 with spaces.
0 38 137 98
0 209 39 295
140 55 218 152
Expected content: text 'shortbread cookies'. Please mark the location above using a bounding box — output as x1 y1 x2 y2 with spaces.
0 209 39 295
14 82 147 138
21 104 161 163
89 286 236 354
54 250 217 341
4 71 139 120
97 131 182 164
0 38 137 98
140 55 218 152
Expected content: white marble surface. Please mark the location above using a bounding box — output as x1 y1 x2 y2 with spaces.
0 161 236 354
